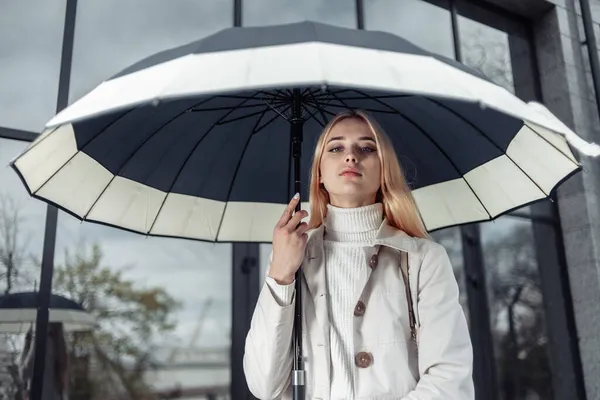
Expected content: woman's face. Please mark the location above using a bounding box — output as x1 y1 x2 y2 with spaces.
319 117 382 207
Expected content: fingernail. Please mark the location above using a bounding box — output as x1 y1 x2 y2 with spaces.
293 193 300 199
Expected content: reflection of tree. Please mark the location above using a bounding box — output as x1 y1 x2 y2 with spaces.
53 244 181 400
485 224 553 400
460 22 515 93
0 193 34 294
0 192 181 399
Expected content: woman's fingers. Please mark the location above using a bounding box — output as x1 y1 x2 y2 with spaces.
276 194 300 228
287 209 308 230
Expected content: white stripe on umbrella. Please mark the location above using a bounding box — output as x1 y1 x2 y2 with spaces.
13 118 579 239
43 42 565 140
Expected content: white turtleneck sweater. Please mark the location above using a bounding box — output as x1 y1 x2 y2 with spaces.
266 203 384 399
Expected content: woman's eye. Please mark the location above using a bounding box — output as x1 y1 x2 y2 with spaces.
328 146 343 153
361 147 376 152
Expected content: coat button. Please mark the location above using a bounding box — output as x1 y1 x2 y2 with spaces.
354 300 366 317
369 254 378 269
355 351 373 368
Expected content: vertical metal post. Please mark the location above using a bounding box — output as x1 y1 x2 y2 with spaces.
30 1 77 399
355 0 364 30
234 0 242 27
451 2 498 399
580 0 600 119
231 243 260 400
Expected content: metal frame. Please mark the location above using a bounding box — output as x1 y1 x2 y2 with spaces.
0 0 588 399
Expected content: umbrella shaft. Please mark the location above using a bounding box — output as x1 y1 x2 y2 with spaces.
290 89 305 378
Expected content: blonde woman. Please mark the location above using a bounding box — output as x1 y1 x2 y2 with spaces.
244 111 474 400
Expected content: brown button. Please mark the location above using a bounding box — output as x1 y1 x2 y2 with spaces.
369 253 379 269
355 351 373 368
354 300 366 316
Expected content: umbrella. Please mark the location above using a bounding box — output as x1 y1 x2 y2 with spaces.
9 21 598 399
0 291 95 333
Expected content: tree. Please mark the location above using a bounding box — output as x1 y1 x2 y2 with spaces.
0 193 34 294
53 244 181 400
484 224 553 400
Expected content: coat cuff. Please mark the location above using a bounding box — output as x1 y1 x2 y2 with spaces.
265 276 295 306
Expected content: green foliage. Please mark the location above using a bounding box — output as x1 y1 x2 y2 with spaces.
53 243 180 400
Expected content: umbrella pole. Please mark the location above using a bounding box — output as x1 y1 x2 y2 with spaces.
290 88 305 400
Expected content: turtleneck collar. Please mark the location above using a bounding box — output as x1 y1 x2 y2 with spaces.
323 203 383 244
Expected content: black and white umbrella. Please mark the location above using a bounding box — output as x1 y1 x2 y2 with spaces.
10 22 598 241
9 21 598 399
0 292 95 333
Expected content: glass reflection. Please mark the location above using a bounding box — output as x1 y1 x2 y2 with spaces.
0 139 47 399
364 0 454 58
243 0 356 28
458 16 515 93
0 0 65 131
481 217 553 400
69 0 233 103
60 1 235 398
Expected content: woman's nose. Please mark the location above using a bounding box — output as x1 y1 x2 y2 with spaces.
345 153 357 162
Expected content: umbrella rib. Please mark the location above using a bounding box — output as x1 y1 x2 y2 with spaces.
214 106 271 242
146 94 264 235
217 101 288 125
191 102 277 112
301 104 325 128
253 105 291 135
306 91 331 125
349 89 494 219
425 98 553 196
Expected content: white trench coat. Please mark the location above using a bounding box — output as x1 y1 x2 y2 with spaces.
243 219 474 400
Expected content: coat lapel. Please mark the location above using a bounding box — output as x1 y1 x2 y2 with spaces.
302 225 330 341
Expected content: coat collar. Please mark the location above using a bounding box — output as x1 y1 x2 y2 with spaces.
306 218 418 256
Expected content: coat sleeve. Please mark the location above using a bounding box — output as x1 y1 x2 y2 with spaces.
243 253 296 400
402 243 475 400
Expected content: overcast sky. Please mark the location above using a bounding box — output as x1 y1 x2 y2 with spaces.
0 0 528 378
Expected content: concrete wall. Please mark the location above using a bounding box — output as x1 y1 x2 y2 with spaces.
485 0 600 398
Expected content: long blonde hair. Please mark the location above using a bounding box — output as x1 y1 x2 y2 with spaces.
308 110 429 239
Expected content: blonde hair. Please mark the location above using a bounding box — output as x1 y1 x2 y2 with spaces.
308 110 429 239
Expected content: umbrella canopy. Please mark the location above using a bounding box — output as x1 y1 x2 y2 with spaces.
9 21 597 242
0 292 95 333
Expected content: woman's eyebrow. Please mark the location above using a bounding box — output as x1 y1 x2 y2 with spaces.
327 136 375 143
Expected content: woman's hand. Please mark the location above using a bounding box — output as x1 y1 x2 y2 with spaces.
269 194 309 285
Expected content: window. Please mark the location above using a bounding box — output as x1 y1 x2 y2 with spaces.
58 2 235 398
243 0 356 28
0 0 65 132
364 0 454 58
481 217 553 400
0 139 46 294
69 0 233 103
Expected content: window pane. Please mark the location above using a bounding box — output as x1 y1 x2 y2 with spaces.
243 0 356 28
481 217 553 400
69 0 233 103
0 138 47 396
0 139 46 294
364 0 454 58
54 214 232 398
62 2 234 397
459 16 515 93
0 0 65 131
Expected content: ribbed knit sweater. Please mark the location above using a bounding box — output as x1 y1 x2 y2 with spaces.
266 203 383 399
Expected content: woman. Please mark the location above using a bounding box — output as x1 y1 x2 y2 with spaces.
20 323 69 400
244 111 474 400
